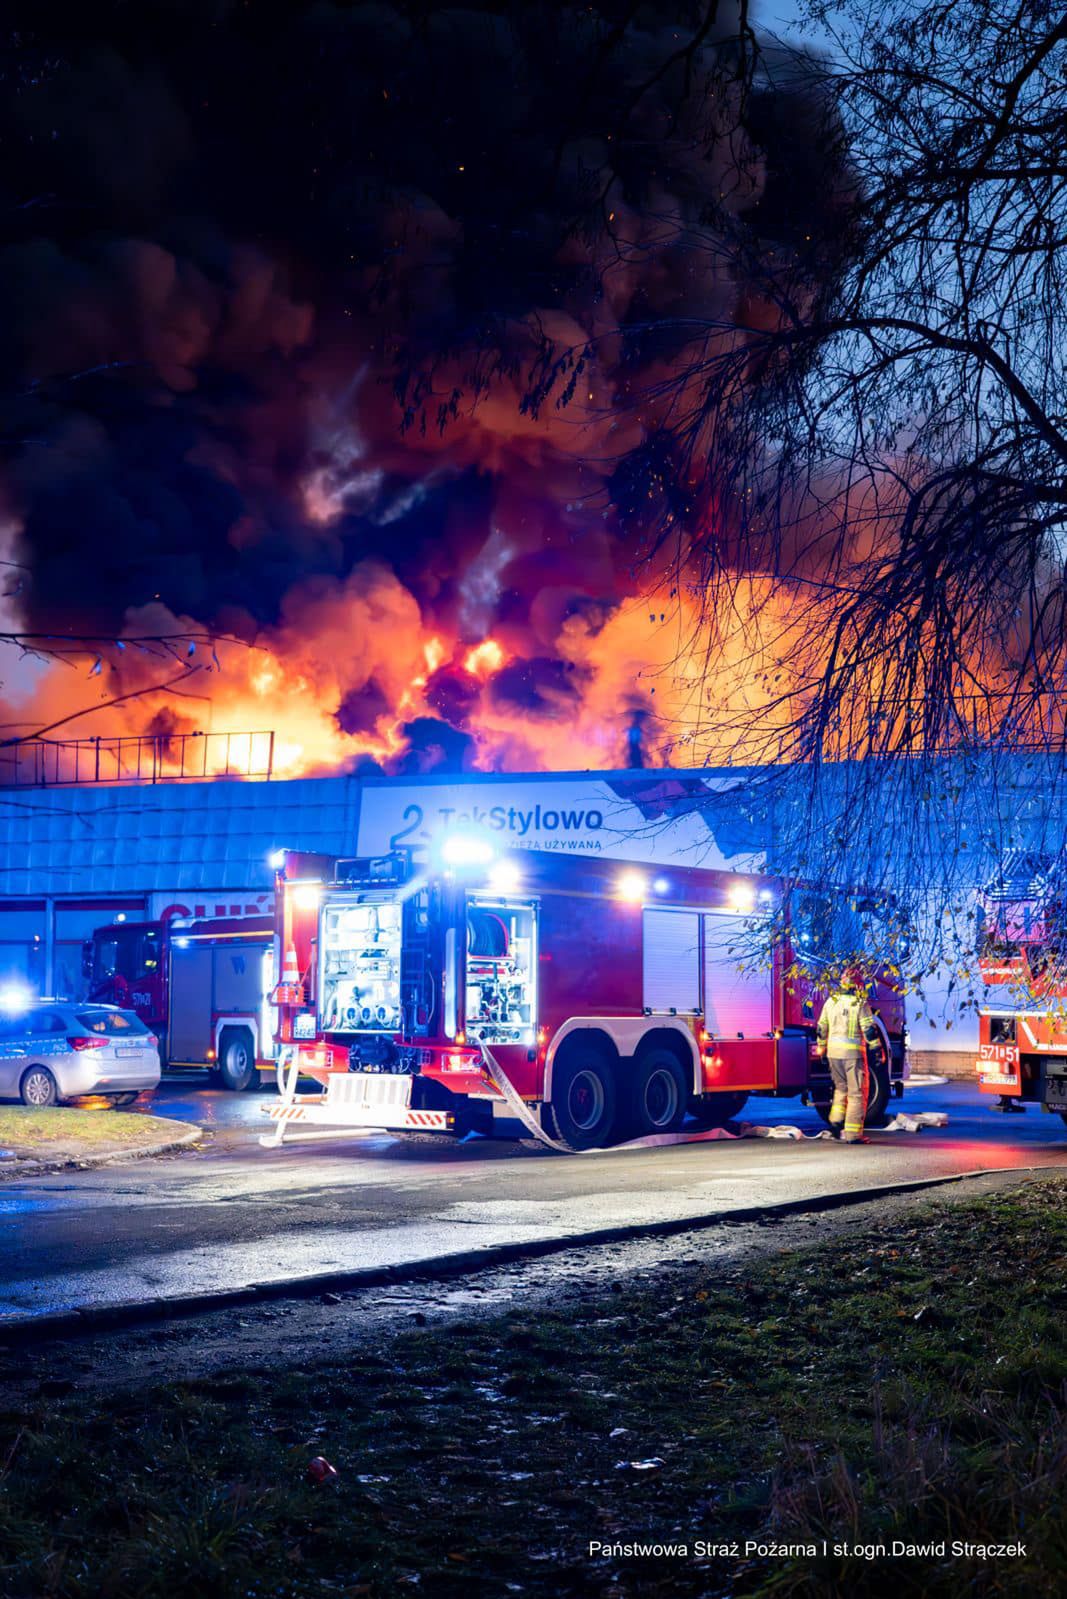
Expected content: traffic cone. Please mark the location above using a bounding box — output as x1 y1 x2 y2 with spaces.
273 942 304 1005
281 943 299 986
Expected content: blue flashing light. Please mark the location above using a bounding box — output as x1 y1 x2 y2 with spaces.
0 982 33 1014
653 876 670 894
268 848 287 871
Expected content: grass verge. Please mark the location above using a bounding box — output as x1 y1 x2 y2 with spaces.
0 1106 194 1162
1 1180 1065 1597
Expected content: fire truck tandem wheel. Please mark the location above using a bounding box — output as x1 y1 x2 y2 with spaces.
625 1048 688 1138
687 1090 750 1129
546 1046 618 1151
216 1027 256 1093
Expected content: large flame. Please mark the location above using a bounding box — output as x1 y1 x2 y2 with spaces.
0 552 818 778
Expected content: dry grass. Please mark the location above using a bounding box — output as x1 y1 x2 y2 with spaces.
0 1106 193 1158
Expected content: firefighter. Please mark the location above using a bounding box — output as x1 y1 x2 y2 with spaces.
815 965 883 1143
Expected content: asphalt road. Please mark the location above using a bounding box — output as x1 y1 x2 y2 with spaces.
1 1079 1065 1324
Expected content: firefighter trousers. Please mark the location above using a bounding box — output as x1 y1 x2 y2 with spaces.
827 1054 868 1142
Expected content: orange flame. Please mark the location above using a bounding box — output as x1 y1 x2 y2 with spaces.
463 638 505 679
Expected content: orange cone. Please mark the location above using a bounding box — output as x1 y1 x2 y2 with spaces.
281 943 299 985
272 942 304 1006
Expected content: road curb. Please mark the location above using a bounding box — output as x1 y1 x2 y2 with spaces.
0 1163 1059 1344
0 1123 202 1178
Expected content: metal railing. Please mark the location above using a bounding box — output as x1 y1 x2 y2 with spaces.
0 730 276 787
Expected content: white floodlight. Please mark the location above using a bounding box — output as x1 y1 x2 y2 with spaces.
440 833 495 868
488 859 522 894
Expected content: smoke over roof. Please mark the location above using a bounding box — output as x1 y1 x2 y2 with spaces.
0 1 844 774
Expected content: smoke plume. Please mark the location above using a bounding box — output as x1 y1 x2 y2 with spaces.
0 1 845 774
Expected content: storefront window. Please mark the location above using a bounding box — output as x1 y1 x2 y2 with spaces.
0 904 46 991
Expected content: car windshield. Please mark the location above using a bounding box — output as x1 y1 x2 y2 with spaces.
75 1009 149 1036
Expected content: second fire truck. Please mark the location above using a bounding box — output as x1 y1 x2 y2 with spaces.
86 914 276 1089
264 839 908 1150
975 851 1067 1130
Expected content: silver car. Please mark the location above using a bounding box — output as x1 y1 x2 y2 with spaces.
0 1002 161 1107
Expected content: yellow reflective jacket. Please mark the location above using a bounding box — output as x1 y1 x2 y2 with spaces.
816 990 880 1058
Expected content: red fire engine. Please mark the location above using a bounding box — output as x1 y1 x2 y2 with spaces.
86 915 276 1090
264 841 907 1150
975 853 1067 1128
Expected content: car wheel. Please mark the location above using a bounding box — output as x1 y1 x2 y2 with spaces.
216 1029 255 1092
547 1049 617 1151
688 1090 749 1129
20 1066 58 1108
625 1049 688 1138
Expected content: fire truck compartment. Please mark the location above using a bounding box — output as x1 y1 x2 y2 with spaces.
319 894 403 1033
642 909 701 1014
703 911 773 1037
168 938 270 1064
464 896 537 1046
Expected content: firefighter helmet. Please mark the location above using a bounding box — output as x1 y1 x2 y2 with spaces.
840 964 865 990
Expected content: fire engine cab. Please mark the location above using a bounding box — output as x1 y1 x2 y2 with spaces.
975 853 1067 1129
86 915 276 1090
265 841 907 1150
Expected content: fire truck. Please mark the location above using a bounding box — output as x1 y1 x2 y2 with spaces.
975 851 1067 1128
85 914 276 1090
264 840 908 1150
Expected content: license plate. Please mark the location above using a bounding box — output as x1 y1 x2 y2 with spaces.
115 1047 141 1058
326 1074 413 1112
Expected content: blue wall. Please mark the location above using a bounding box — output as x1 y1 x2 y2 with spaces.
0 776 363 897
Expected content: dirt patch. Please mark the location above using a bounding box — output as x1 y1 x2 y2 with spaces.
0 1175 1063 1597
0 1107 200 1171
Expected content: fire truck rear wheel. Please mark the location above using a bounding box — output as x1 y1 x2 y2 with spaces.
687 1091 749 1129
547 1050 617 1151
216 1028 256 1092
625 1049 688 1138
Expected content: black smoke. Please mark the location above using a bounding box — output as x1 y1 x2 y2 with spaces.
0 1 846 763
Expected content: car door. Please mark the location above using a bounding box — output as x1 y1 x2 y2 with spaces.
0 1015 29 1096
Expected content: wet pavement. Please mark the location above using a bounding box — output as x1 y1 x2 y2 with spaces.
1 1078 1065 1323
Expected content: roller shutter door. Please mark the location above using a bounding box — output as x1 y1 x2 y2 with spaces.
642 909 701 1014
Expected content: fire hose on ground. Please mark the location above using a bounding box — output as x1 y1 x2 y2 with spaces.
477 1043 948 1153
